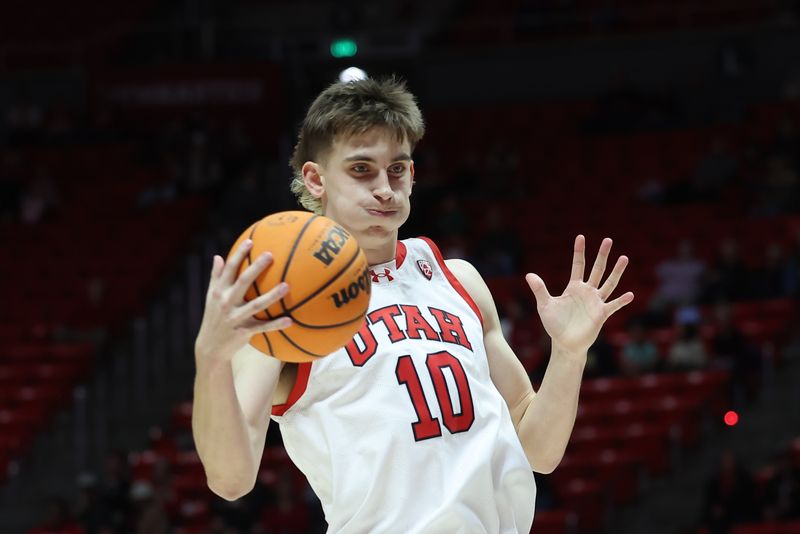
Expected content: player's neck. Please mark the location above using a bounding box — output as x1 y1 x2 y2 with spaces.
362 236 398 266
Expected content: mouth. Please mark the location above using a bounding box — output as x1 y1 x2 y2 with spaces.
366 209 397 217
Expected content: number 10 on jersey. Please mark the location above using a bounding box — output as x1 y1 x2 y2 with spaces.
395 351 475 441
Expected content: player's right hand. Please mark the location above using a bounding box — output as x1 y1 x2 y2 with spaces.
194 238 292 365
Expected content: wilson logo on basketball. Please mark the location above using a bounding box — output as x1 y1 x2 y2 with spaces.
313 226 350 267
417 260 433 280
370 268 394 283
330 266 372 308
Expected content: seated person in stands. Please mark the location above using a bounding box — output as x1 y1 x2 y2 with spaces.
666 323 708 371
702 449 758 534
651 240 706 309
620 322 660 375
760 450 800 522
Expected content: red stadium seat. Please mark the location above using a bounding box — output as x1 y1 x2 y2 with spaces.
556 478 606 533
530 509 575 534
731 521 800 534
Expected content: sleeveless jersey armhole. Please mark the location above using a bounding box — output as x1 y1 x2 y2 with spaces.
272 362 313 416
418 236 484 327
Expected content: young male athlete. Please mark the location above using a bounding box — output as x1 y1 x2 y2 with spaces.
192 77 634 533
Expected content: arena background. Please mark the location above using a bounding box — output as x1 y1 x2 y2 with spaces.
1 1 799 533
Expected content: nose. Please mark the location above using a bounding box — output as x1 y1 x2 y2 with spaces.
372 170 392 201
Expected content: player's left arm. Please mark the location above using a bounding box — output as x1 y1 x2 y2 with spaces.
445 236 633 474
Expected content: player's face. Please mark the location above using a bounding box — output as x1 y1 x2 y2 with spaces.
318 127 414 247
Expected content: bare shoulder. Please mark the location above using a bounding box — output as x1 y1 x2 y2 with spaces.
231 343 292 407
231 343 282 373
444 258 479 278
444 259 492 307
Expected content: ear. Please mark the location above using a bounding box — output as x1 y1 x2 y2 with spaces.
410 161 416 191
302 161 325 199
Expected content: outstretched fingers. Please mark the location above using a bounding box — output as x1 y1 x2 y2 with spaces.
241 315 293 335
230 252 273 303
587 238 613 288
604 291 635 316
570 235 586 282
598 255 629 301
525 273 552 308
220 239 253 286
233 281 289 323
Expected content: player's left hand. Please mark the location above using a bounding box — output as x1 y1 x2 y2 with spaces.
525 235 634 356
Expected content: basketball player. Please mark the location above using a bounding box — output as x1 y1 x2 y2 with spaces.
192 77 634 533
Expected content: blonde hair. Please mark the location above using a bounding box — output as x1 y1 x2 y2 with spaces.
289 76 425 213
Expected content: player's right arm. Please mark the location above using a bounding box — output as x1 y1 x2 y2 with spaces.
191 239 292 501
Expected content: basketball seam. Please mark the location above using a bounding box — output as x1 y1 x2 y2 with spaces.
250 215 368 358
280 214 319 285
244 221 275 356
287 312 366 330
275 329 328 358
283 244 363 315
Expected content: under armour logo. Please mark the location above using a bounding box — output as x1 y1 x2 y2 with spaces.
370 268 394 283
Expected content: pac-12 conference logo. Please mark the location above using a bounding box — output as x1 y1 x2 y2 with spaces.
417 260 433 280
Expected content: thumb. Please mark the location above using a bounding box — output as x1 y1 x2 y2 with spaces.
525 273 551 307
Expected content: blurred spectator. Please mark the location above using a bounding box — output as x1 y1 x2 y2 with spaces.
702 450 758 534
184 127 222 193
219 120 255 180
586 75 679 132
770 117 800 164
712 303 762 404
150 457 179 518
666 324 708 371
785 228 800 297
474 207 520 277
637 175 665 204
585 330 619 378
674 303 702 328
19 168 60 224
50 275 109 348
502 297 546 376
483 139 520 195
74 472 113 534
652 240 706 309
436 193 469 238
620 322 660 376
751 154 800 217
213 165 277 235
702 239 751 303
751 243 791 299
783 69 800 100
452 152 481 197
691 139 738 200
129 481 170 534
0 149 24 223
261 468 309 534
27 496 84 534
6 97 45 142
204 515 239 534
99 450 131 531
760 450 800 521
441 234 472 261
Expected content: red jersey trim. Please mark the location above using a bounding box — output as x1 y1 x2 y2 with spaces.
418 237 484 327
271 362 312 416
396 241 407 268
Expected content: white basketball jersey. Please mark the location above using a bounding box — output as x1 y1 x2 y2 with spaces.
271 237 536 533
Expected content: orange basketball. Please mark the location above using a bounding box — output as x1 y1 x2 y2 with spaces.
228 211 371 363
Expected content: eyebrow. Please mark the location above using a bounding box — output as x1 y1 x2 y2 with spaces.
343 153 412 162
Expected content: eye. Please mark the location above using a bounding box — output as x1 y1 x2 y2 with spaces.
389 164 406 174
351 164 369 173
